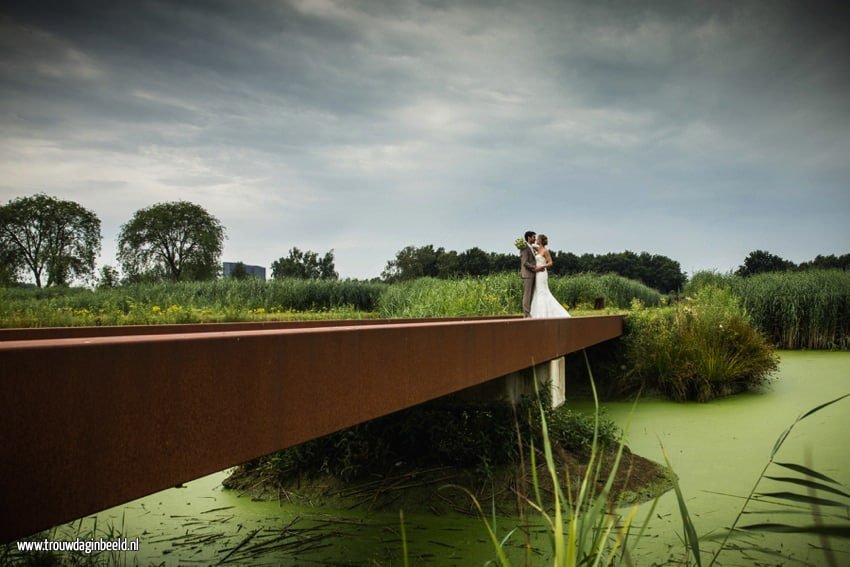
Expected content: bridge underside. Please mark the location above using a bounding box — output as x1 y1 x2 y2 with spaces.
0 315 622 542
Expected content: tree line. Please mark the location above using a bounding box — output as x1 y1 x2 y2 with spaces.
2 194 845 290
382 244 687 293
735 249 850 277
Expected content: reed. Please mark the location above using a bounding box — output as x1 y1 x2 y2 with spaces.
0 278 385 327
618 285 779 401
377 273 661 318
685 270 850 350
458 352 653 566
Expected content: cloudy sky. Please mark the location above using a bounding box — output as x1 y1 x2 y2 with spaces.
1 0 848 280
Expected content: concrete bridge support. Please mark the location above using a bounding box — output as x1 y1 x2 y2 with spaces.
454 356 566 407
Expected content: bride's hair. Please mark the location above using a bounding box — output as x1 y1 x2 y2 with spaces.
538 234 548 246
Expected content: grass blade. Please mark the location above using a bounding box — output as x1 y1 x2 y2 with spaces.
660 443 702 567
738 524 850 538
399 510 409 567
773 462 845 485
763 476 850 498
756 491 849 508
799 393 850 420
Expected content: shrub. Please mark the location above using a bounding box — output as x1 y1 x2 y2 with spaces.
618 286 779 401
241 394 621 483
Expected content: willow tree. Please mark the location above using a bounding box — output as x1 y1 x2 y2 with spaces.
0 193 101 287
117 201 225 282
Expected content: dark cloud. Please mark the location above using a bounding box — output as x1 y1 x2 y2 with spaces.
1 0 848 278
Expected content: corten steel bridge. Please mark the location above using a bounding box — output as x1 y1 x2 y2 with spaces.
0 315 623 543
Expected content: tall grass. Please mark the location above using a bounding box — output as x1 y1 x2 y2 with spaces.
0 278 386 327
618 286 779 401
460 353 653 566
377 273 661 318
686 270 850 349
377 274 519 317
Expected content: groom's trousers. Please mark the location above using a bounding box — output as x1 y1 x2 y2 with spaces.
522 276 535 318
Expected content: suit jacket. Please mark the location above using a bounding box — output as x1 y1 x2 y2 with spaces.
520 245 537 279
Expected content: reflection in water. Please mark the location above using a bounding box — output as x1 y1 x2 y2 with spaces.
44 352 850 565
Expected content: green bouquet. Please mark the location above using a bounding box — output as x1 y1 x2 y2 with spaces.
514 237 527 250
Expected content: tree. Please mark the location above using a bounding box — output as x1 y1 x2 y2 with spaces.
97 265 121 289
436 250 460 278
0 193 101 287
798 253 850 271
0 240 22 286
117 201 225 282
549 251 582 277
457 247 490 276
488 251 517 274
736 250 796 277
642 253 687 293
381 245 446 282
228 262 251 280
271 247 338 280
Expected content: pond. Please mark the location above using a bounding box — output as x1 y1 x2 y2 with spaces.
40 351 850 565
570 350 850 565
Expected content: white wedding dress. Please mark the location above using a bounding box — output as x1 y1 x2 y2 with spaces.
530 253 571 318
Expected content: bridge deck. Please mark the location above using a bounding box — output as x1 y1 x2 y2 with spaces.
0 315 622 542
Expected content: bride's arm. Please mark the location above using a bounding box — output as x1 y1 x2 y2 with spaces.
542 248 554 270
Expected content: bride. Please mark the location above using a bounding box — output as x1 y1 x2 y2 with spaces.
530 234 571 318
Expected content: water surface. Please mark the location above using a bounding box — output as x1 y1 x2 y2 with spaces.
43 352 850 565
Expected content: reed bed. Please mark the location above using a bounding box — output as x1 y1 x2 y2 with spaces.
686 270 850 349
377 273 661 318
0 278 385 327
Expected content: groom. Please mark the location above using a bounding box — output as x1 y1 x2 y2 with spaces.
520 230 540 317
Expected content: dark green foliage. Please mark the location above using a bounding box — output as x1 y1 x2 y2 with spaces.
96 265 120 289
244 394 621 484
227 262 251 280
381 244 448 281
736 249 796 277
798 253 850 271
0 239 22 287
117 201 225 282
381 244 685 293
554 250 686 293
0 193 102 287
271 247 338 280
616 286 779 401
733 250 850 277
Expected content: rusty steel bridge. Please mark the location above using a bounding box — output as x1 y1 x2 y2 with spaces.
0 315 623 542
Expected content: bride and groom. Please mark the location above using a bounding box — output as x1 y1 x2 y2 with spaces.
520 230 571 319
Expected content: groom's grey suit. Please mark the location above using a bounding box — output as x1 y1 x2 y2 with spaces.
520 244 537 318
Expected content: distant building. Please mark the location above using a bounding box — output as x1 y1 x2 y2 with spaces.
223 262 266 280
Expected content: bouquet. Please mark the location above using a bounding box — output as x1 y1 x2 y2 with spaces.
514 237 527 250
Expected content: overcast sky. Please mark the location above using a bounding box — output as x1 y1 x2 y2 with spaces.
1 0 848 280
